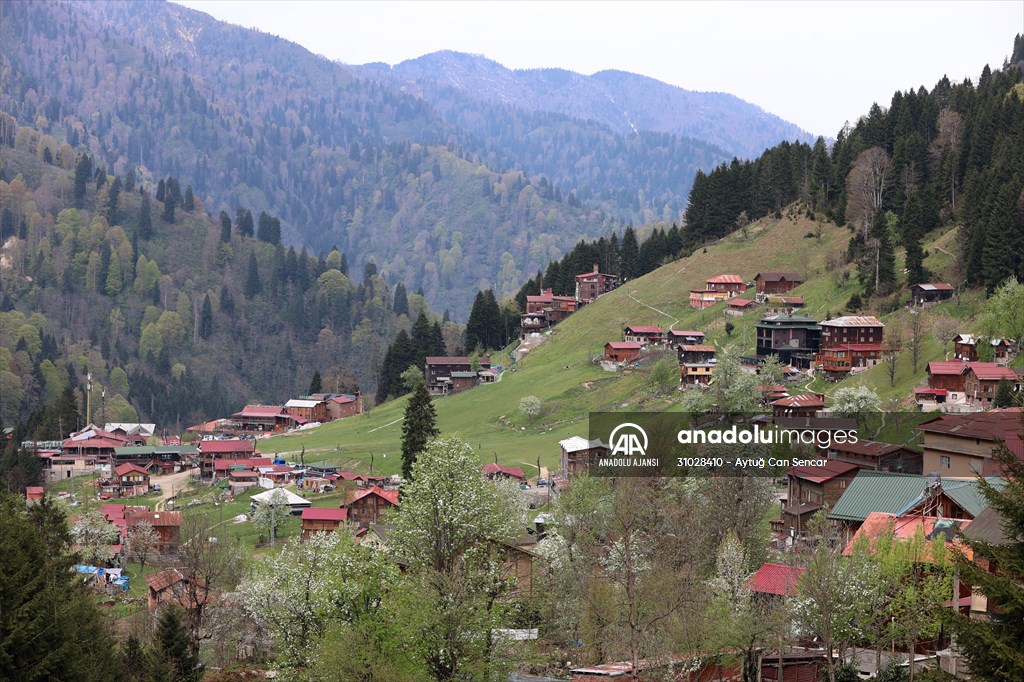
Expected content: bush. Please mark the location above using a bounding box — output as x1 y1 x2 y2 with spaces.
519 395 541 418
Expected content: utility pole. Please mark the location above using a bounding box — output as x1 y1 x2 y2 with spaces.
86 372 93 425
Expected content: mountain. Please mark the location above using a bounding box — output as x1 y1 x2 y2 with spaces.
358 50 817 159
0 0 814 313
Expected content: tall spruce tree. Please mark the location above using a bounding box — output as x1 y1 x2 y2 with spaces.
137 191 153 240
309 370 322 394
218 211 232 243
244 252 261 299
401 381 437 482
199 294 213 340
155 606 201 682
620 226 639 279
955 419 1024 682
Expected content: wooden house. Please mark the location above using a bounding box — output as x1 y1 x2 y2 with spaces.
482 463 527 481
344 487 400 528
678 345 716 385
522 288 578 332
689 274 746 309
963 363 1020 405
911 283 954 307
783 461 860 535
927 360 969 393
604 341 642 363
559 436 609 477
574 265 621 304
285 398 327 423
918 409 1024 477
425 356 492 395
667 330 705 346
300 507 349 540
230 405 300 432
198 439 256 479
826 439 923 474
755 315 821 369
725 298 756 316
308 393 363 420
755 272 803 297
146 568 208 612
126 510 182 556
623 325 665 346
953 334 1015 365
113 463 151 497
771 393 825 418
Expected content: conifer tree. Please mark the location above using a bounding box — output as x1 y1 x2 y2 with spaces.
620 226 639 279
993 378 1015 408
138 191 153 240
73 153 91 208
393 282 409 316
155 606 201 682
183 185 194 211
218 211 231 243
161 192 175 223
199 294 213 339
244 252 261 299
955 419 1024 682
401 381 437 482
309 370 322 394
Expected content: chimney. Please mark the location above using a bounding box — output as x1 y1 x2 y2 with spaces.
593 264 599 273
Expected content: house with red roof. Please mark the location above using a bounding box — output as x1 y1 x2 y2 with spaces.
61 424 128 458
113 463 150 497
425 356 493 396
604 341 642 363
755 272 803 297
231 405 300 432
918 409 1024 478
725 298 756 316
574 264 621 305
689 274 746 309
910 283 954 307
842 512 974 564
678 345 716 385
126 510 183 556
623 325 665 346
783 461 860 535
146 568 209 612
25 486 44 505
952 334 1016 365
749 562 805 597
815 316 889 380
198 439 257 479
666 330 706 346
482 463 526 481
771 393 825 419
522 288 579 333
344 487 400 528
963 363 1020 406
316 393 362 420
826 439 922 474
301 507 350 540
927 360 969 393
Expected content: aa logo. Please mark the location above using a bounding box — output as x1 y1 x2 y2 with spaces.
609 422 648 457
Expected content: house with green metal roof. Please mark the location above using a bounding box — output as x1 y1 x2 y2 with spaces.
828 470 1002 543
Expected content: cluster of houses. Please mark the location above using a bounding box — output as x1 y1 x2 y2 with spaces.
556 402 1023 678
187 392 363 437
603 312 894 385
521 264 621 335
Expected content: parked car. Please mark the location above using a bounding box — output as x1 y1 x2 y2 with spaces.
152 483 162 492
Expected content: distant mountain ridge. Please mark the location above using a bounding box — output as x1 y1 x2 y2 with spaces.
355 50 818 159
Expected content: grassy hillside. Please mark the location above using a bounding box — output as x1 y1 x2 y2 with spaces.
259 208 987 474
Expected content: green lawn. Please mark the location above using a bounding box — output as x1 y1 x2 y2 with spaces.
256 213 994 472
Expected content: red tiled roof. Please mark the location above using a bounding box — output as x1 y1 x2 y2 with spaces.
482 463 526 479
232 405 286 418
426 356 491 365
114 463 150 477
347 487 400 507
60 437 125 450
229 470 259 479
772 394 824 408
707 274 744 284
727 298 756 307
781 296 804 304
914 388 948 396
199 440 255 455
749 563 805 596
213 457 271 471
756 272 803 282
301 507 349 522
625 325 665 334
966 363 1018 381
605 342 642 349
928 361 968 376
787 460 859 483
126 511 182 527
918 409 1023 440
668 330 704 337
26 486 44 496
843 512 973 560
146 568 207 593
680 344 716 352
821 316 883 327
330 395 356 404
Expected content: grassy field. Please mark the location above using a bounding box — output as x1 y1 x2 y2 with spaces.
256 210 990 475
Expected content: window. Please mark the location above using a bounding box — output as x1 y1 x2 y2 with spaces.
940 456 951 469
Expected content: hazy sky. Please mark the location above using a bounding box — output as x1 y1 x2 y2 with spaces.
175 1 1022 137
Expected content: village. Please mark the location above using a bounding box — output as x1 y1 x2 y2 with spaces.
15 254 1023 681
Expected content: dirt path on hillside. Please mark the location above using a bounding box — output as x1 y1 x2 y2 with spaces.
626 290 680 331
154 468 196 510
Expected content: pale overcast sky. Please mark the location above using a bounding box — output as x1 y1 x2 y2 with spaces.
175 1 1022 138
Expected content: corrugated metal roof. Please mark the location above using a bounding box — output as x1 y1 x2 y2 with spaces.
961 506 1014 546
829 471 1002 522
821 316 883 327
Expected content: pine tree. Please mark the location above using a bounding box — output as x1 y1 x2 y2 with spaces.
73 153 91 208
235 208 254 238
401 381 438 482
620 226 639 279
155 606 200 682
464 291 487 353
244 252 261 299
219 211 231 243
138 191 153 240
955 418 1024 682
309 370 322 394
393 282 409 316
183 185 194 211
993 378 1015 408
199 294 213 339
161 192 175 223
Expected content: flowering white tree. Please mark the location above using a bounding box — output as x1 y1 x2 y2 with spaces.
830 384 881 415
71 510 119 565
250 488 290 548
125 521 157 574
239 529 397 670
389 436 522 680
